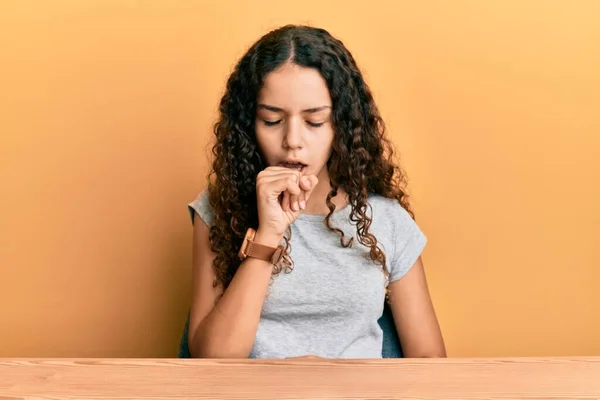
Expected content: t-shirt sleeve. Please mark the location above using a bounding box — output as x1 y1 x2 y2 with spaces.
187 189 215 227
389 205 427 283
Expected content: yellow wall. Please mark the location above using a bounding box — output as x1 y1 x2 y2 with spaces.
1 0 598 357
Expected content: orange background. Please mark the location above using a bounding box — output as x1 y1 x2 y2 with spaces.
1 1 599 358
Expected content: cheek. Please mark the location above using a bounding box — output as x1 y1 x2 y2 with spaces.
319 129 335 153
255 127 277 161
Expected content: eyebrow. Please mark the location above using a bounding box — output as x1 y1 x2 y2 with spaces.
257 104 331 113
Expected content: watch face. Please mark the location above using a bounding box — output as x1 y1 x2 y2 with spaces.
238 228 256 260
246 227 256 242
238 240 248 259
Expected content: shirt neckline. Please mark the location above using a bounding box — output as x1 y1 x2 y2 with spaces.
295 201 353 222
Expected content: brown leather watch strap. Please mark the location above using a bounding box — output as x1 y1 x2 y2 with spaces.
238 228 284 265
246 240 283 264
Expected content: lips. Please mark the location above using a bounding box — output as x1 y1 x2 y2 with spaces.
280 161 306 172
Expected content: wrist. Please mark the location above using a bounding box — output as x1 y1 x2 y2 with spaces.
254 229 284 248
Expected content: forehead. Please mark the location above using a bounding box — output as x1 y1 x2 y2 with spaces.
258 63 331 110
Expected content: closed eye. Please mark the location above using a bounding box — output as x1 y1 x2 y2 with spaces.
262 120 324 128
263 120 281 127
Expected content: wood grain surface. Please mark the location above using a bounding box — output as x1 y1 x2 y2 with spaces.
1 357 599 399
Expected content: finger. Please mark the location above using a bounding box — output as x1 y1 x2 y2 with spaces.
291 169 303 211
267 175 301 198
299 175 319 201
260 166 302 176
258 172 298 203
298 188 306 210
296 169 307 210
280 190 291 211
264 166 297 172
262 171 302 212
289 187 300 212
288 190 295 212
258 170 301 183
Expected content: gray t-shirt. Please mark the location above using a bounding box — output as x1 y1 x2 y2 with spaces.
188 189 426 359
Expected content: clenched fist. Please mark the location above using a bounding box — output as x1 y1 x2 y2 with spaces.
255 166 319 241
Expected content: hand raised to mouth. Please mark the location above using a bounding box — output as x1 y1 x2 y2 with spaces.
255 166 319 242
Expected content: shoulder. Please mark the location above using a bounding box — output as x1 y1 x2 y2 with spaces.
367 195 415 229
187 188 215 227
367 195 427 282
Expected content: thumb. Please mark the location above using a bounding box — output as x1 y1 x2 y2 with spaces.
300 175 319 201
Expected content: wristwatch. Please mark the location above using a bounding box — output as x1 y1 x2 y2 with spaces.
238 227 285 265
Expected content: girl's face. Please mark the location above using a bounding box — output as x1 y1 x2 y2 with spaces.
255 62 334 182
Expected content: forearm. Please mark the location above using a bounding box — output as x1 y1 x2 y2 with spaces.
402 341 447 358
189 231 281 358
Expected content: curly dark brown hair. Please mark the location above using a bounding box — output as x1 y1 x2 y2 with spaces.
206 24 414 291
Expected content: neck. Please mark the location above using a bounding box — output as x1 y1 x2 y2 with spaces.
303 167 348 215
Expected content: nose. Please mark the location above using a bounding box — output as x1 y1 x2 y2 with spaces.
282 118 303 150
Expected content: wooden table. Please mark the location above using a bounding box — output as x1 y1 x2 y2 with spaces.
1 357 599 399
